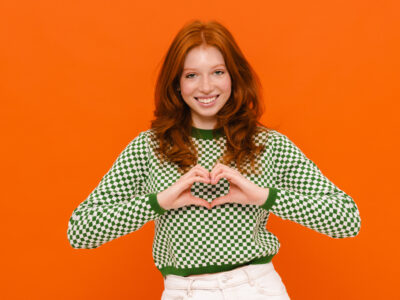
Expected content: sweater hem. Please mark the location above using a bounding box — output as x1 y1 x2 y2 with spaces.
159 253 275 277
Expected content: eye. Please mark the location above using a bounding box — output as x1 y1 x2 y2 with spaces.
215 70 225 75
185 73 196 79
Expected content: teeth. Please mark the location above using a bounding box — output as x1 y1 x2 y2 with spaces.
196 96 217 103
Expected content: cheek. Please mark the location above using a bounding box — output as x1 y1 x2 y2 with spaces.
180 82 196 98
220 77 232 93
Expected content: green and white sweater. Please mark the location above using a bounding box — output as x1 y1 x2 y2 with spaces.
67 127 361 277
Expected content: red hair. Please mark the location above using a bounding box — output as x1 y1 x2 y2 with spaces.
150 19 273 175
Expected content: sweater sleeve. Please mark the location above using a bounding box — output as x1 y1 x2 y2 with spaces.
67 131 167 249
260 131 361 238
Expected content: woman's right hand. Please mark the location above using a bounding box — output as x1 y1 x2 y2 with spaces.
157 164 212 211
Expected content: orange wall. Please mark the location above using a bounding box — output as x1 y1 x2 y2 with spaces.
1 0 399 299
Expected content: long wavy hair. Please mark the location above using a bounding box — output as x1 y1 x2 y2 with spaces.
150 19 273 175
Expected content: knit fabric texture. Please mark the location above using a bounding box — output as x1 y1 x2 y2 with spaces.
67 126 361 277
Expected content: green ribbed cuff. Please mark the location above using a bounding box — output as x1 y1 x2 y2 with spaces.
260 187 279 211
148 193 167 215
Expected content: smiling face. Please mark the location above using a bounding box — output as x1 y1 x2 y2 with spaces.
179 45 232 129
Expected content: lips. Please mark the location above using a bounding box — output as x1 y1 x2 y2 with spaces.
194 95 219 104
195 94 219 100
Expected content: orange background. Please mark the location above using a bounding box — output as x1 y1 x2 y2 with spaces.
1 0 399 299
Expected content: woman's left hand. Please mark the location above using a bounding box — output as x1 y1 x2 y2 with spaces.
209 163 269 209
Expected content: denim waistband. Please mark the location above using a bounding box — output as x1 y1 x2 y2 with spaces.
163 262 275 295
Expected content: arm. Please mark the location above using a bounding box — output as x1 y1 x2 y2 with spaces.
67 131 166 249
260 131 361 238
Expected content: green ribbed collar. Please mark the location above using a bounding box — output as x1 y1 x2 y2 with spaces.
191 126 225 140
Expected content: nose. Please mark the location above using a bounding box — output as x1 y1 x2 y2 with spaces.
199 75 213 93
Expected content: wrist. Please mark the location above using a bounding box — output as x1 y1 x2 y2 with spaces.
257 188 269 206
157 191 168 210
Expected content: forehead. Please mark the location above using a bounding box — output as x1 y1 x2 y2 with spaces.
183 45 226 69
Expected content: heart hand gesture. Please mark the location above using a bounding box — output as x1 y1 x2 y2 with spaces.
157 164 212 211
209 163 269 208
157 163 269 211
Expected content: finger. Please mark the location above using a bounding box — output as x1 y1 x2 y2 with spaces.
195 164 211 175
187 176 211 186
193 165 212 180
182 164 207 180
189 196 211 209
213 171 240 185
213 163 239 174
179 176 207 192
210 163 233 182
210 196 230 208
210 167 223 183
211 162 227 172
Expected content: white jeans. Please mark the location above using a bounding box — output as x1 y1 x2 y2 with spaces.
161 262 291 300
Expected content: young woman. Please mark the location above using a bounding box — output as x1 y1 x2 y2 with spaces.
67 20 361 300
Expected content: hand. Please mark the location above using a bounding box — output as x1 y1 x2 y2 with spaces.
157 164 212 210
209 163 269 209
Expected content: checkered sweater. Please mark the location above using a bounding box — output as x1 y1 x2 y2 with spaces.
67 126 361 277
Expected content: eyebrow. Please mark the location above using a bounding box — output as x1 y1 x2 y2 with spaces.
183 64 226 71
